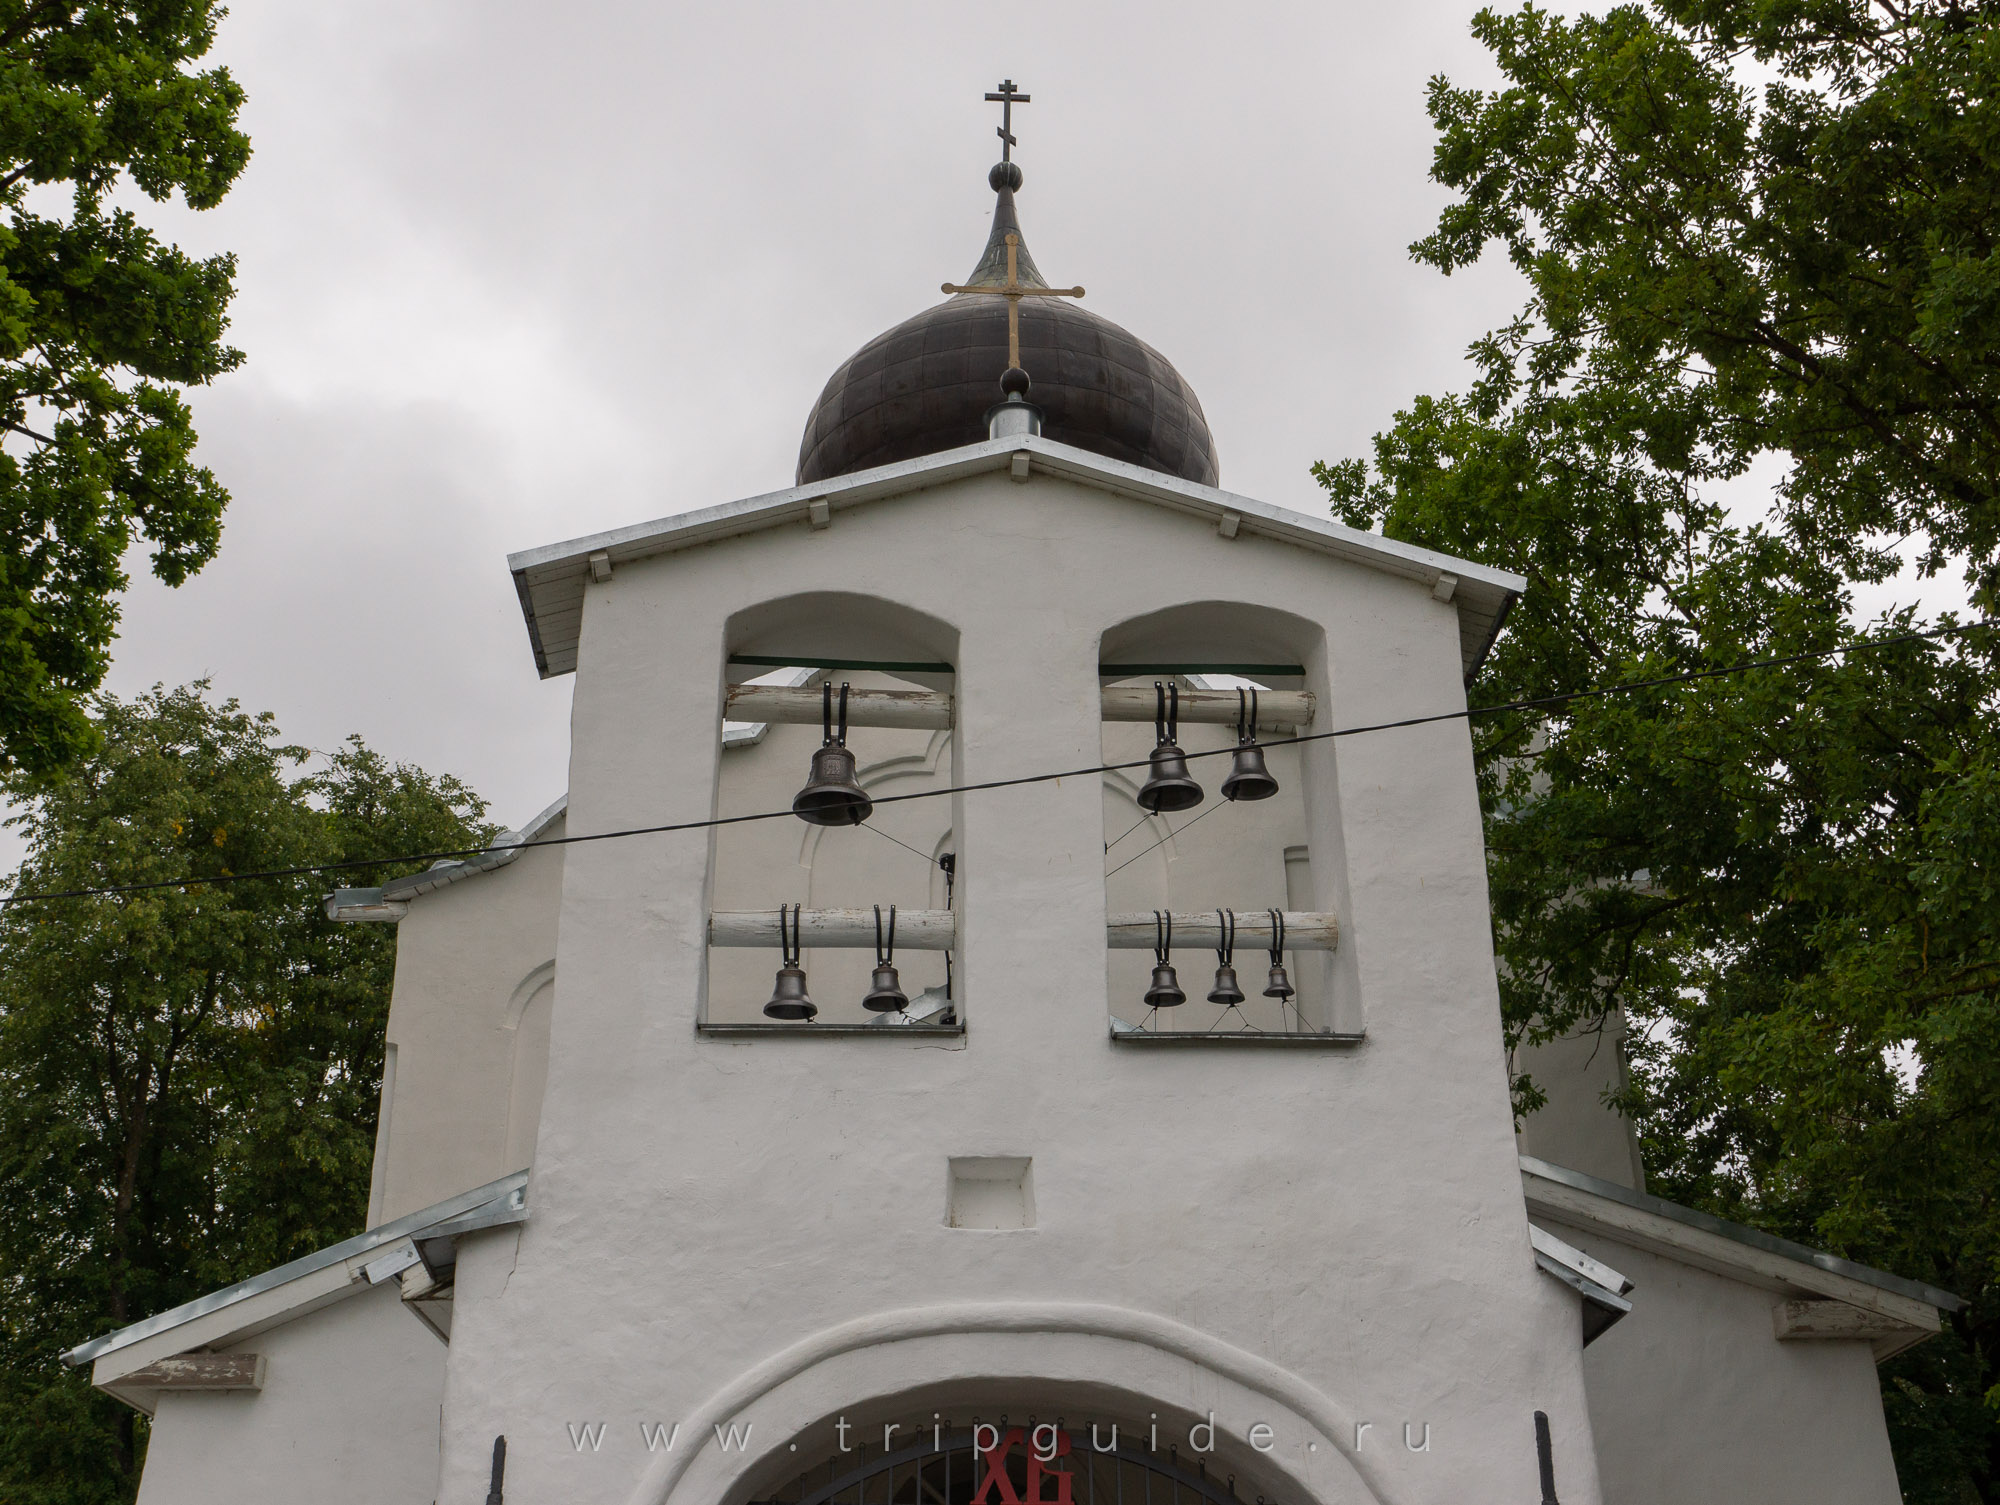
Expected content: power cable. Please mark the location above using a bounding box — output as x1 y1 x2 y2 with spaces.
3 617 1990 907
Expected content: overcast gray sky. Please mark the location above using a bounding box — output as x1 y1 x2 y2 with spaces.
53 0 1527 841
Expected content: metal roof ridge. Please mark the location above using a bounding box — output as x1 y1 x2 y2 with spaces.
62 1169 530 1367
1519 1154 1962 1313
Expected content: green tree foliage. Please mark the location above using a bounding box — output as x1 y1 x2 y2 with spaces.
0 685 488 1502
1317 1 2000 1496
0 2 249 777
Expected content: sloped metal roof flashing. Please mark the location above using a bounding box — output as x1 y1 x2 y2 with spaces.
507 435 1526 682
1521 1154 1962 1313
62 1170 529 1368
324 796 568 923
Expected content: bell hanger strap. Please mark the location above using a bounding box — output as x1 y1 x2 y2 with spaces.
821 681 853 748
1154 680 1181 747
874 903 897 965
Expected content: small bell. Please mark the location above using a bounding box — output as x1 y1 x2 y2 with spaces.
792 682 875 827
1145 962 1187 1008
1261 907 1295 1000
1136 681 1203 814
764 904 817 1021
861 904 909 1013
1143 910 1187 1007
1207 908 1246 1005
1220 687 1279 802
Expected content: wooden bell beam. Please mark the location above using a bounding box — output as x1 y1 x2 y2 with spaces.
707 909 1338 951
723 684 1315 732
710 909 957 950
1106 910 1337 951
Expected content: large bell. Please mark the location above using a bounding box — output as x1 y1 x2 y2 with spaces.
1144 962 1187 1007
1221 743 1279 802
792 682 874 826
1137 681 1203 814
764 964 817 1020
793 743 874 825
1220 687 1279 802
1208 963 1246 1006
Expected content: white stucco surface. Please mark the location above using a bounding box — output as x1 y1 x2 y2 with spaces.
1551 1221 1906 1504
1513 1018 1646 1191
431 466 1605 1505
133 1281 444 1505
370 822 564 1222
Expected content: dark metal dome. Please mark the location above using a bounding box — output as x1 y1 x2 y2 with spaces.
797 173 1219 488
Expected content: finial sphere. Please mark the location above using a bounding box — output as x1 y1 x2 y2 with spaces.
989 160 1024 193
1000 366 1031 398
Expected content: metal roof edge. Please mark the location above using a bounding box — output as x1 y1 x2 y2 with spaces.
62 1170 530 1367
509 437 1526 596
1520 1155 1963 1314
324 796 570 921
505 439 1526 684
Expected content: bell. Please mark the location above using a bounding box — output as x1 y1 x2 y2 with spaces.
1144 962 1187 1007
1208 908 1246 1005
862 904 908 1012
862 962 908 1012
763 964 817 1020
1221 742 1279 802
764 903 817 1021
1137 681 1203 814
1262 907 1294 1000
792 681 874 826
1220 687 1279 802
793 742 874 826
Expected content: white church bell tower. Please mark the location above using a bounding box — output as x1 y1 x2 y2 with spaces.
70 81 1954 1505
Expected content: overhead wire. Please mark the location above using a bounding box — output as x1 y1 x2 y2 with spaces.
2 616 1991 907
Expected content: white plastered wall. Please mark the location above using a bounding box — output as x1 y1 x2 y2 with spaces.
432 469 1603 1505
370 825 564 1223
1513 1017 1647 1191
133 1281 445 1505
1545 1221 1906 1504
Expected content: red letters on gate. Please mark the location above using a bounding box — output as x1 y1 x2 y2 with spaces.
971 1427 1075 1505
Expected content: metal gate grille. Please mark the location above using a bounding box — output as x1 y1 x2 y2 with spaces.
751 1425 1273 1505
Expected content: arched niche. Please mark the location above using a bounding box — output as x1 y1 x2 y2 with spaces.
1095 601 1354 1035
705 593 964 1025
503 961 556 1174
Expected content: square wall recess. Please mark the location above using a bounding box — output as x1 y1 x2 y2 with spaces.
947 1157 1035 1230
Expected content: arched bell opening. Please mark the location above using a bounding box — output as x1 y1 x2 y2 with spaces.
704 593 963 1026
1095 602 1347 1036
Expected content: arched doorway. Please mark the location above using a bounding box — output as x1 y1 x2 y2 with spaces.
755 1424 1267 1505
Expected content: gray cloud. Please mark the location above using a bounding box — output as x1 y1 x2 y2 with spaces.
16 0 1533 869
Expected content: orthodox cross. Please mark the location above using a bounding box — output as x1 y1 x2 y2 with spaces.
941 235 1085 370
985 79 1028 162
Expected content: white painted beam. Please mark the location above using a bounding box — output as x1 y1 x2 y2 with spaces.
721 683 1315 732
1106 910 1338 951
705 909 1338 951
